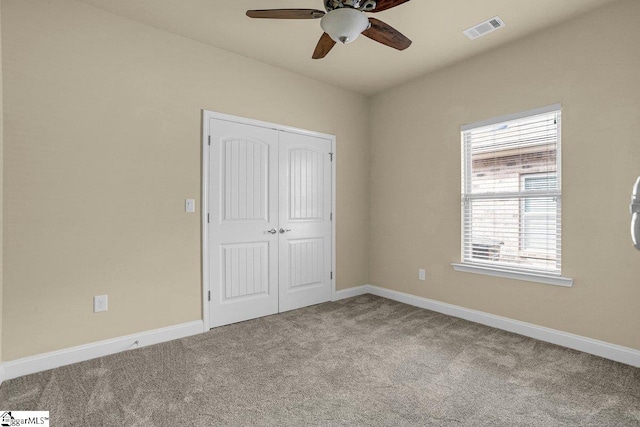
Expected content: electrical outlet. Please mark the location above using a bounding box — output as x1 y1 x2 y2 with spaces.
418 269 426 281
94 295 108 313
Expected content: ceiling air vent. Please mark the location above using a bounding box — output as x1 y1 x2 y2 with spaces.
463 16 505 40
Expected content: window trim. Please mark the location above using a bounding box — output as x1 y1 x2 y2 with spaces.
460 103 562 132
455 103 574 287
452 263 574 287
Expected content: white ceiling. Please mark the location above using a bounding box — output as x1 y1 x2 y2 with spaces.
77 0 619 95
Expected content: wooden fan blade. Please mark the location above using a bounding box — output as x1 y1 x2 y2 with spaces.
371 0 411 13
312 33 337 59
246 9 325 19
362 18 412 50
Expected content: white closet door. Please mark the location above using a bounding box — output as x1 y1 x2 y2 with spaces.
209 119 279 327
278 131 332 312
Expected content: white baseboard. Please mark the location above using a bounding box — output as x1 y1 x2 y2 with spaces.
367 285 640 368
3 286 638 384
332 285 369 301
2 320 204 382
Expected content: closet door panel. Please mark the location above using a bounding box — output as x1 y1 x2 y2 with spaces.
278 131 333 312
209 118 279 327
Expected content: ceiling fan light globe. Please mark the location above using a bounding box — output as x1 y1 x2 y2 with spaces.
321 8 369 44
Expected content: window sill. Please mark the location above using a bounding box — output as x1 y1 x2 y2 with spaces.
452 263 574 287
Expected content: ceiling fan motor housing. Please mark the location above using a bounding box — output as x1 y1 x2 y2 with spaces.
325 0 377 12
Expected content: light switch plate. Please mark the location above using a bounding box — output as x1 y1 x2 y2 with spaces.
185 199 195 213
418 269 426 281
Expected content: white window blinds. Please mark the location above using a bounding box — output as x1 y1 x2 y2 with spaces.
461 106 562 275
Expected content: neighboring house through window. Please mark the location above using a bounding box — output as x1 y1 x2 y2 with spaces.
520 173 557 259
455 104 571 286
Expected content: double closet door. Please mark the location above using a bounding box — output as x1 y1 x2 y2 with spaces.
208 118 333 328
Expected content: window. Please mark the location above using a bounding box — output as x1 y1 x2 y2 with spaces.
455 104 572 286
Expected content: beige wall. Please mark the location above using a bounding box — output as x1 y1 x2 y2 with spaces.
2 0 370 361
0 1 4 364
370 0 640 350
3 0 639 363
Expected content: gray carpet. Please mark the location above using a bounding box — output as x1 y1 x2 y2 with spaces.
1 295 639 426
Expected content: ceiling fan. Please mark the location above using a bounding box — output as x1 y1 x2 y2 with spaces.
246 0 412 59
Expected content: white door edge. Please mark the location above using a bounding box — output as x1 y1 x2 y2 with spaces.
201 110 336 331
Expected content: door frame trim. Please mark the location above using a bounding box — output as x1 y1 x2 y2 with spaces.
201 110 337 331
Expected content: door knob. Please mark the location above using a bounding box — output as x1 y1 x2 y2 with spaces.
265 228 277 234
279 228 292 234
